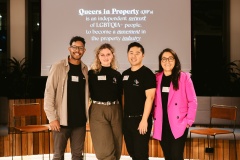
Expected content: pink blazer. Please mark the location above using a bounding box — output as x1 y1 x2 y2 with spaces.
152 72 197 140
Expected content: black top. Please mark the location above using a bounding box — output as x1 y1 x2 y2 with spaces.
161 74 172 124
88 66 122 102
122 66 156 115
67 62 86 128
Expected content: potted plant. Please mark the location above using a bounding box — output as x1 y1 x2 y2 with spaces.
7 57 30 98
221 60 240 96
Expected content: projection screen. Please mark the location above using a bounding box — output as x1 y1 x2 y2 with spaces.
41 0 191 76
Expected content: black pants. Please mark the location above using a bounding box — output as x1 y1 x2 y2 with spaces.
160 125 189 160
123 116 152 160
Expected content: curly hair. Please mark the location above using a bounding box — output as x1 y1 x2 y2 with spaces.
69 36 86 46
90 43 118 73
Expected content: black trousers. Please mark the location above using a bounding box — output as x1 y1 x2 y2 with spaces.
123 116 152 160
160 123 189 160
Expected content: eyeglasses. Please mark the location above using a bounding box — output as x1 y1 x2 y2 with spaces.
161 57 175 63
70 46 85 51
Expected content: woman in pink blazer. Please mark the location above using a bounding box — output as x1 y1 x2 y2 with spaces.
152 48 197 160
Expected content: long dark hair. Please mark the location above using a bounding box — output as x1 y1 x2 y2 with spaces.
158 48 181 90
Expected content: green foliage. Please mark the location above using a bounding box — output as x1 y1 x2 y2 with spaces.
7 57 30 98
222 60 240 96
227 60 240 83
8 57 28 77
191 59 240 97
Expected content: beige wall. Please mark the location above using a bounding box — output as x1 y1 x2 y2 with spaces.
10 0 25 60
230 0 240 61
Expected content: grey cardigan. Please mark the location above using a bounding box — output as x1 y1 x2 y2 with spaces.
44 58 89 126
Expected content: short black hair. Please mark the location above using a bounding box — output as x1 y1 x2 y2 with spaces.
127 42 144 54
69 36 86 46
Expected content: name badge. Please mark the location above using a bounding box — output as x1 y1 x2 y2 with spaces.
98 75 106 80
72 76 79 82
162 87 170 93
123 75 129 81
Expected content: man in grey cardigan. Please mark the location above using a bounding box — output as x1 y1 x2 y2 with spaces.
44 36 89 160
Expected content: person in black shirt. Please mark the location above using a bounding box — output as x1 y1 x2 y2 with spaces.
88 43 123 160
122 42 156 160
152 48 197 160
44 36 89 160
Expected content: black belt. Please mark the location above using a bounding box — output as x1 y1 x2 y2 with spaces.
92 100 119 106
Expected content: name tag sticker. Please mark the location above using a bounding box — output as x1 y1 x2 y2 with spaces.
123 75 129 81
72 76 79 82
162 87 170 93
98 75 106 80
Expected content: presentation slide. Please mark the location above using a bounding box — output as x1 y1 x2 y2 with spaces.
41 0 191 76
